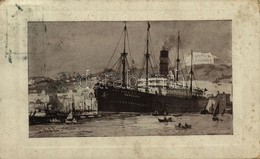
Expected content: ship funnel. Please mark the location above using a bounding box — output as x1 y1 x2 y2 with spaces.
159 50 169 77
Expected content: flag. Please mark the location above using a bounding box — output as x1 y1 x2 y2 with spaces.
44 24 47 33
147 22 150 31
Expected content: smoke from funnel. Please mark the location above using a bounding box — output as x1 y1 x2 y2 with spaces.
162 35 176 51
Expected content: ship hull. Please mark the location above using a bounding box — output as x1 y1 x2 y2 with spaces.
95 87 208 113
154 94 208 113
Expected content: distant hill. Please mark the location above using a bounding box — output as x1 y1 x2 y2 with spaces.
93 63 232 82
29 63 232 94
92 63 232 82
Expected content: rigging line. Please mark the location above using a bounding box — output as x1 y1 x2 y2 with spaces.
178 53 187 80
139 56 146 78
179 37 189 87
180 68 186 81
148 57 155 75
139 57 145 77
189 53 198 89
116 56 122 71
106 29 124 69
139 39 147 76
126 58 132 78
148 32 158 69
188 50 198 88
111 57 121 70
148 32 155 64
180 40 189 76
177 36 188 84
192 60 199 81
168 58 174 70
192 66 198 88
141 39 146 66
126 29 134 64
150 34 159 69
117 60 122 74
190 70 197 89
125 57 130 70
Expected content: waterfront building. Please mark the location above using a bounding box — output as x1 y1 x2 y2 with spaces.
57 87 97 112
185 52 217 66
28 90 49 116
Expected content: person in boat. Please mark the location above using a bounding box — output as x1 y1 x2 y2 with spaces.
184 123 191 129
177 122 191 129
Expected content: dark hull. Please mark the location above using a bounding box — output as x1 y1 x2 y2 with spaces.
96 87 208 113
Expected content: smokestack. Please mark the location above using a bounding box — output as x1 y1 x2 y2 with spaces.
159 49 169 77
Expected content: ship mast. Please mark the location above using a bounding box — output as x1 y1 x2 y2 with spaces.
145 22 151 93
176 31 180 81
190 50 193 94
121 22 128 88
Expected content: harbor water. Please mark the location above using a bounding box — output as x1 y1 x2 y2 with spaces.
29 113 233 137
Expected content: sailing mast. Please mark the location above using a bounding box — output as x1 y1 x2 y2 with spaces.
145 22 151 93
176 31 180 81
190 50 193 94
121 22 128 88
105 22 131 88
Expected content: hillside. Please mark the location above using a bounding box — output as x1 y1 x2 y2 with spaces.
94 63 232 82
29 63 232 94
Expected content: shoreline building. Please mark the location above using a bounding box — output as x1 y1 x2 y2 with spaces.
57 87 97 112
28 90 50 116
185 52 217 66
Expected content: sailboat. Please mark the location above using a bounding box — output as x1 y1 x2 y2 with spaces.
65 111 77 124
201 91 227 119
95 22 211 113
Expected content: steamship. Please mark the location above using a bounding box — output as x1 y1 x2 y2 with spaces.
95 22 210 113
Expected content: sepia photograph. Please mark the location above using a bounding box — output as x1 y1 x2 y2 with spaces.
0 0 259 158
28 21 233 137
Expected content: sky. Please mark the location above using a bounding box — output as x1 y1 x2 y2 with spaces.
28 21 231 78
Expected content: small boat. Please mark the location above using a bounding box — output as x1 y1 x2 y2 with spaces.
158 117 173 122
212 116 219 121
176 123 192 129
212 101 223 121
66 118 78 124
